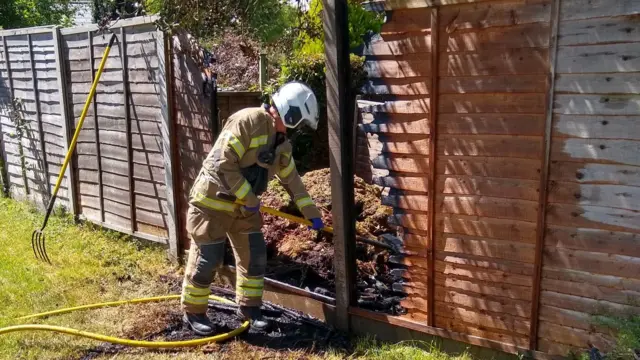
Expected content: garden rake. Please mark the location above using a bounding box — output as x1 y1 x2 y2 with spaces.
32 33 117 263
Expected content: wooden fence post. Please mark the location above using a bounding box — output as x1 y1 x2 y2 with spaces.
0 36 9 196
158 29 181 262
88 31 105 222
52 26 78 216
27 33 51 199
529 0 561 351
0 115 6 195
323 0 356 332
427 6 439 327
259 53 267 91
209 74 219 140
0 130 6 196
119 26 137 233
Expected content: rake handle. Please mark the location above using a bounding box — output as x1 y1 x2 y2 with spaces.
215 192 395 252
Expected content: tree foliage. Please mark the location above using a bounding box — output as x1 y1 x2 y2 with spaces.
148 0 298 45
92 0 144 24
295 0 383 55
0 0 75 29
255 0 380 171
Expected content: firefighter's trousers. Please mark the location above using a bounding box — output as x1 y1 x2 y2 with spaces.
181 204 266 314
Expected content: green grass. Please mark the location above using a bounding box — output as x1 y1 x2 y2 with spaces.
351 337 473 360
0 197 175 359
0 197 470 360
82 338 473 360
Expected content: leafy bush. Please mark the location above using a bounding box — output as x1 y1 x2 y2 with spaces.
148 0 300 48
578 316 640 360
0 0 75 28
259 0 378 171
264 53 366 172
295 0 383 56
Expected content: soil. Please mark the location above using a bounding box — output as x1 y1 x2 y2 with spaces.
258 169 406 315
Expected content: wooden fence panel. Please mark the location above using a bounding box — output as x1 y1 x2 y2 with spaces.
0 30 68 210
57 20 169 242
358 3 434 325
432 0 549 347
359 0 553 350
539 6 640 355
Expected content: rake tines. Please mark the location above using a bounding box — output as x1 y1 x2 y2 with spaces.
31 228 51 264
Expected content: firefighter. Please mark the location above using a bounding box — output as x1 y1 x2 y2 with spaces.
181 82 324 335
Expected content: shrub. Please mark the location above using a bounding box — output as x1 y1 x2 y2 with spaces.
295 0 383 56
264 53 366 172
569 316 640 360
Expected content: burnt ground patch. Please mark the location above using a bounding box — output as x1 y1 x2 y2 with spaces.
79 288 352 359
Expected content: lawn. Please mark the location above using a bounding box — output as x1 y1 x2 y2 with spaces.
0 197 472 360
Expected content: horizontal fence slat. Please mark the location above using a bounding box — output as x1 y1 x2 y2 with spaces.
437 135 543 159
437 195 539 222
437 175 540 201
437 213 538 244
548 161 640 186
551 138 640 166
556 43 640 74
439 0 551 32
545 225 640 258
548 182 640 211
439 75 547 94
439 48 549 76
437 156 542 180
560 0 640 21
558 16 640 46
436 234 536 263
440 23 550 52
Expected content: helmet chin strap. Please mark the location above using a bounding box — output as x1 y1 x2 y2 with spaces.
265 103 287 133
275 117 287 133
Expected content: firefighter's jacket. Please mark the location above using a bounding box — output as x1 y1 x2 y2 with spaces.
189 107 322 221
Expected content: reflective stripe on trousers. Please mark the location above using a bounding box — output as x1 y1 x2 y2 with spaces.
236 275 264 298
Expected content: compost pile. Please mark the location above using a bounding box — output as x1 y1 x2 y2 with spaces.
260 169 406 315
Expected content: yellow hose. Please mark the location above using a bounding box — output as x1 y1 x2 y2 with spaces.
0 294 249 348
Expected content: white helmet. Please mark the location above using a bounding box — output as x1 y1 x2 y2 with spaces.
272 81 319 130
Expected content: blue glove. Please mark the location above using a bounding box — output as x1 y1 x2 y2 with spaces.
242 202 261 213
308 218 324 230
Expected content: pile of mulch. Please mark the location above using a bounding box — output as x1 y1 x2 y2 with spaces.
259 169 406 315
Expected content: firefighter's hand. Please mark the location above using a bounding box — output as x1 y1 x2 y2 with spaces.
243 204 261 213
241 202 261 216
308 218 324 231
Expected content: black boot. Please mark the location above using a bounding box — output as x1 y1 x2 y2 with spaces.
238 306 271 332
183 312 216 336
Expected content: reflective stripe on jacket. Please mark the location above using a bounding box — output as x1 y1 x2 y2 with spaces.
189 107 322 220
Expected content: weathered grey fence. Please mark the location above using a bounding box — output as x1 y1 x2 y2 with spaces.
0 26 70 210
0 17 262 261
61 21 170 244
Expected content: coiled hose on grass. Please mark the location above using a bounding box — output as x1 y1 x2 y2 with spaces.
0 294 249 348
